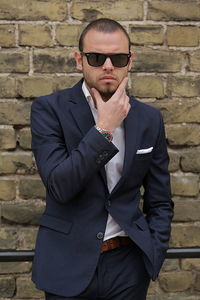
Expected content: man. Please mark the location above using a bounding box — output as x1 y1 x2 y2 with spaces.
31 18 174 300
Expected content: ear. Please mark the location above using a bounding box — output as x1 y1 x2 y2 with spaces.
74 51 83 71
128 52 134 71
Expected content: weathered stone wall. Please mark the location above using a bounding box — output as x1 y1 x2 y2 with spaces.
0 0 200 299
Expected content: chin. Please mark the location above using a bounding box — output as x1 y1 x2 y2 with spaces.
100 84 117 94
99 91 115 101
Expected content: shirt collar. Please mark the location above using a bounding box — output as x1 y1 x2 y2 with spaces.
82 81 96 110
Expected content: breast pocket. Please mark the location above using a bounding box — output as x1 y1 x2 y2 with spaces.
38 214 72 235
131 153 152 180
135 152 153 160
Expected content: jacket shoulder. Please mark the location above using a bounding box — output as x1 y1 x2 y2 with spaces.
131 97 162 121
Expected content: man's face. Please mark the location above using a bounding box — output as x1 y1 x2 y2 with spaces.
74 29 133 101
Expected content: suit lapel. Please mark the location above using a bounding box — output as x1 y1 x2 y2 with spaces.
68 80 108 187
69 80 95 136
111 97 140 195
123 97 140 176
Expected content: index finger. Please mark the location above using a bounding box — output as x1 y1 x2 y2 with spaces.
120 77 129 89
113 77 129 98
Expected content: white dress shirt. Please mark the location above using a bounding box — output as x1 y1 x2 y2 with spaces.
82 81 127 241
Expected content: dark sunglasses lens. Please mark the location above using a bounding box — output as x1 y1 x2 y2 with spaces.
87 53 106 67
85 53 130 67
111 54 129 67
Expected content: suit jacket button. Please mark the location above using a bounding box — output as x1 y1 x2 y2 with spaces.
103 151 108 157
96 232 104 239
96 158 101 164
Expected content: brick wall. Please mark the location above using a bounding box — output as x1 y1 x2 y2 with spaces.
0 0 200 299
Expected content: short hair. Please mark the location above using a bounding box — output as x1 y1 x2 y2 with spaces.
79 18 131 52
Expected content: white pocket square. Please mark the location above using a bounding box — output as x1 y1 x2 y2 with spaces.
136 147 153 154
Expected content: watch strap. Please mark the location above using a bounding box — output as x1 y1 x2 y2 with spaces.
95 126 113 142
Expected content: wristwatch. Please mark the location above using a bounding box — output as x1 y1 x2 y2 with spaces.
95 126 113 142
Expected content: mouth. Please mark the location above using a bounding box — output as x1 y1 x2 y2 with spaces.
100 76 117 82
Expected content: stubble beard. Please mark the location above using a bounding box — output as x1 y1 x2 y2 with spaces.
99 91 115 102
87 80 118 102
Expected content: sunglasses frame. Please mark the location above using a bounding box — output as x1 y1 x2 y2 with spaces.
81 52 131 68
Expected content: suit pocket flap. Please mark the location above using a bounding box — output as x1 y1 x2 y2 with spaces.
134 215 148 231
39 214 72 234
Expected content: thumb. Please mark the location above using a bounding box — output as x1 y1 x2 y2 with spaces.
91 88 103 108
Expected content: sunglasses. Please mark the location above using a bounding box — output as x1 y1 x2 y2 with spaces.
81 52 131 68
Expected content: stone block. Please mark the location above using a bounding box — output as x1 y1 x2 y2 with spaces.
17 76 54 98
33 49 76 73
132 50 183 73
71 0 143 21
18 127 31 150
158 295 200 300
147 0 200 21
0 50 29 73
0 126 16 149
166 124 200 146
0 228 18 250
153 100 200 124
161 259 180 272
0 24 15 47
19 178 45 199
173 200 200 222
56 75 82 90
56 24 83 46
171 174 199 197
169 76 200 98
16 277 43 298
189 50 200 72
130 25 164 45
131 75 164 98
168 151 180 172
19 24 53 47
0 152 35 174
182 259 200 271
0 277 15 297
0 101 31 125
167 26 199 47
0 262 31 274
170 224 200 247
147 280 159 295
2 202 45 225
0 76 16 98
159 272 193 292
0 0 68 21
194 273 200 291
0 179 16 201
181 150 200 173
17 227 38 250
146 295 157 300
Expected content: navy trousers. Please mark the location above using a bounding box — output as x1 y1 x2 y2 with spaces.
45 243 150 300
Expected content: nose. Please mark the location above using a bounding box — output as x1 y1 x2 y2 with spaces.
102 57 114 71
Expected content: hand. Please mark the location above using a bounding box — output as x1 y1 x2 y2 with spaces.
91 77 131 133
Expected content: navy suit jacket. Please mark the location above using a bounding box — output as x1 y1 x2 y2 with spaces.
31 79 173 297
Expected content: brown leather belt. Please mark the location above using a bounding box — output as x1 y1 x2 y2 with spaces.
101 236 132 253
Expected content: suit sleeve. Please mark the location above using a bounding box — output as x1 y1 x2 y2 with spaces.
31 96 118 204
142 112 174 278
